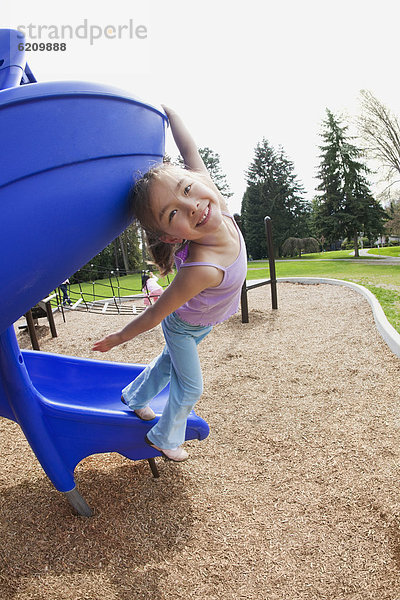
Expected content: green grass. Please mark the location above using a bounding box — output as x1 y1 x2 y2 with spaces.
366 246 400 257
248 260 400 333
281 249 354 259
280 249 384 260
365 286 400 332
248 260 400 285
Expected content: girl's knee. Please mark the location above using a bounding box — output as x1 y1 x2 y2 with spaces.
180 381 203 405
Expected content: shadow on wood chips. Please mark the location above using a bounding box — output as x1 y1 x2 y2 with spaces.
2 284 400 599
0 458 194 599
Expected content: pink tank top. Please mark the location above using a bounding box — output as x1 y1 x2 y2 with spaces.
174 213 247 326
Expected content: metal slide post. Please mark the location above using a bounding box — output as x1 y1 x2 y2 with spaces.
147 458 160 478
63 488 94 517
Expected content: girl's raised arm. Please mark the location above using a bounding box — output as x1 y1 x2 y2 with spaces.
162 105 228 210
162 105 206 173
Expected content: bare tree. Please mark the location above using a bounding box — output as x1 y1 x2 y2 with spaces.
384 196 400 237
358 89 400 189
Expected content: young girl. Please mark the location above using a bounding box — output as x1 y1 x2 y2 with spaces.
142 271 164 306
92 106 247 462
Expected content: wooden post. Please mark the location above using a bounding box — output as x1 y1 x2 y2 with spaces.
240 281 249 324
264 216 278 309
24 310 40 350
233 214 250 324
45 301 57 338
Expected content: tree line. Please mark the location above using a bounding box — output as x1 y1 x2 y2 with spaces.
78 90 400 280
242 91 400 259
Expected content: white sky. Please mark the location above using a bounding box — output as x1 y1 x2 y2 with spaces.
4 0 400 214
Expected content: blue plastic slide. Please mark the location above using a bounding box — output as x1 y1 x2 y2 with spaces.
0 29 210 516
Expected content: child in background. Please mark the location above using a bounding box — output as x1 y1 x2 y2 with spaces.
92 106 247 462
59 279 72 306
142 271 164 306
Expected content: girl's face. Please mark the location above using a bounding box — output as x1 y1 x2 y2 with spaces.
149 170 223 243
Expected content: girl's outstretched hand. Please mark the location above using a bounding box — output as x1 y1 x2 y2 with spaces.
92 332 122 353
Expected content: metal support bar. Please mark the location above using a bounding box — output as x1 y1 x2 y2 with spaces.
56 289 66 322
108 276 120 313
147 458 160 478
64 487 94 517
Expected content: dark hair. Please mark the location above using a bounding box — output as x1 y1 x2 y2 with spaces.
141 270 150 288
129 163 187 276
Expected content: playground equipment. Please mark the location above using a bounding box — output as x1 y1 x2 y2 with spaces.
21 294 58 351
0 29 210 516
235 216 278 322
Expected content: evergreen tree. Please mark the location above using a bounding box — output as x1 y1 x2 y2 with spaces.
177 146 232 199
198 147 233 199
314 109 387 256
74 223 142 282
241 183 267 258
241 139 309 258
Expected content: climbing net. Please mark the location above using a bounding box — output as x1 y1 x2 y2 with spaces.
54 267 171 316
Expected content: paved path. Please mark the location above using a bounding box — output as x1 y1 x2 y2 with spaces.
350 248 400 264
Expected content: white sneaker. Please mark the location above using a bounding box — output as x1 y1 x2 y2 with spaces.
134 406 156 421
145 435 189 462
120 397 155 421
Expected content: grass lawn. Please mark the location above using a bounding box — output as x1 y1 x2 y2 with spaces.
280 249 353 259
248 260 400 286
280 249 388 260
366 246 400 257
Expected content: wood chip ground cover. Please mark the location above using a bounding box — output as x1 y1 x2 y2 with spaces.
1 283 400 599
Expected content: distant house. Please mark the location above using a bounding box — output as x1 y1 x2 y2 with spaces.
375 235 400 246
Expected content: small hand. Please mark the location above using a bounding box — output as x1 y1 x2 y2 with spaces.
161 104 174 117
161 104 177 126
92 332 122 353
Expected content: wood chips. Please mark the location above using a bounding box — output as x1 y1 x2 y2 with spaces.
1 283 400 599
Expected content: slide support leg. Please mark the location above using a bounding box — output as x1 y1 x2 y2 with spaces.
63 487 94 517
147 458 160 478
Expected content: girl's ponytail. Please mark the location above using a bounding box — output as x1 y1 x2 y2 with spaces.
145 230 180 277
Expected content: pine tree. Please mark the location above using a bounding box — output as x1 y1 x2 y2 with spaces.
198 147 233 198
314 109 387 256
176 147 232 199
241 139 309 258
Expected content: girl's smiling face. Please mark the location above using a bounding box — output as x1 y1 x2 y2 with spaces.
150 170 223 243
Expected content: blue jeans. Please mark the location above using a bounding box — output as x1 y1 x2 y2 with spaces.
121 312 212 449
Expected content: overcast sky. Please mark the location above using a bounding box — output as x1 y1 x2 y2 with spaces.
4 0 400 214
